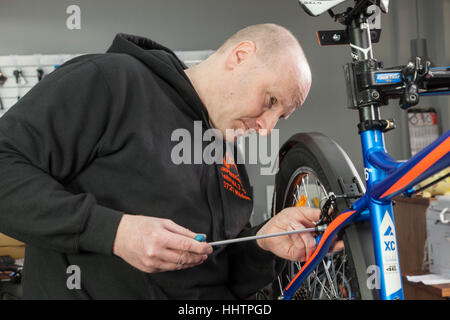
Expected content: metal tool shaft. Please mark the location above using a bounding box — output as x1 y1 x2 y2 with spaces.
208 225 327 247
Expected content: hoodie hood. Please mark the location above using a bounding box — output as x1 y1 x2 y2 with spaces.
107 33 210 123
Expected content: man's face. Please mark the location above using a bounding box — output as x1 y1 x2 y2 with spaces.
210 50 309 141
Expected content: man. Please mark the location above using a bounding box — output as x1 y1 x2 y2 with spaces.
0 23 316 299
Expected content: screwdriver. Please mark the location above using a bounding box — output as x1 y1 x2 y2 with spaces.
195 224 327 247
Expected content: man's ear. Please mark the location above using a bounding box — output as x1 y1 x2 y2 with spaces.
225 41 256 70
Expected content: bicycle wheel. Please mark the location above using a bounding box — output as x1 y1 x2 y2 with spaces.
269 133 375 300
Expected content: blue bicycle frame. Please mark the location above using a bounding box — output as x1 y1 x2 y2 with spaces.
281 1 450 300
282 129 449 300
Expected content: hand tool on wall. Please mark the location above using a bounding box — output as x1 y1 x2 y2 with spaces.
37 68 44 81
13 69 27 101
0 70 7 86
13 69 25 85
0 69 6 110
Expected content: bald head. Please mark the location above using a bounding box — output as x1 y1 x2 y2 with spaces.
217 24 307 66
184 23 312 141
215 24 311 100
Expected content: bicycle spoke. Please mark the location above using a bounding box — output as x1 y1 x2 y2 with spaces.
315 180 324 208
315 272 333 300
330 255 339 296
322 260 339 298
302 175 311 208
279 167 358 300
312 269 335 300
277 276 283 294
293 185 300 206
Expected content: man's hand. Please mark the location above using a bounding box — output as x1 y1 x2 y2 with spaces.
256 207 338 262
113 214 213 273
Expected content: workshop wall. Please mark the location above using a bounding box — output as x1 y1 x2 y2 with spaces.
0 0 448 225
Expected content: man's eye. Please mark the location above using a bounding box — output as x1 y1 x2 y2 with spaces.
270 96 277 105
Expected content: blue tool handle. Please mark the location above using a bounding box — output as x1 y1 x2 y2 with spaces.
195 234 206 242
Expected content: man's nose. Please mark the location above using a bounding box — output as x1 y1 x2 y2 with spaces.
256 112 278 136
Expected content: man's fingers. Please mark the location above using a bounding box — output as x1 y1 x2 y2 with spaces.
297 231 316 260
160 219 212 254
163 220 210 249
161 248 208 265
289 223 307 250
330 239 345 252
142 247 208 273
301 232 317 260
288 222 316 261
164 232 212 255
163 219 198 238
147 259 204 273
286 243 306 262
294 207 321 227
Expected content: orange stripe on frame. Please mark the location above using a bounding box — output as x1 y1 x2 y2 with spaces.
284 210 356 291
380 137 450 199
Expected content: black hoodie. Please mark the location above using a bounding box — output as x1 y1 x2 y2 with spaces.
0 34 284 299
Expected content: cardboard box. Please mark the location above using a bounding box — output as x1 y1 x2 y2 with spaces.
0 233 25 259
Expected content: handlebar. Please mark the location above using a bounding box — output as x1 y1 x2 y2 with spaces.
421 66 450 95
344 58 450 111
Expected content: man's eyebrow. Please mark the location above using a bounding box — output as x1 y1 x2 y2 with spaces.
294 93 304 106
281 95 303 119
289 95 302 110
281 103 297 119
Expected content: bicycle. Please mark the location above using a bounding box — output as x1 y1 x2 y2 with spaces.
269 0 450 300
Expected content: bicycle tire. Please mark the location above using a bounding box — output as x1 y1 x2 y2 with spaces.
270 132 375 300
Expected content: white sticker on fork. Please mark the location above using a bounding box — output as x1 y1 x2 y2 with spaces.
379 211 401 296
